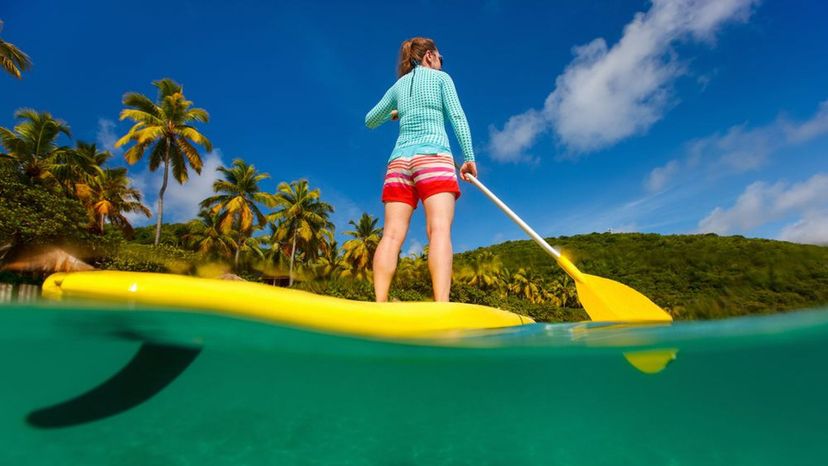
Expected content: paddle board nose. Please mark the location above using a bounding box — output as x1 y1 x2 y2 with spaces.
42 273 68 300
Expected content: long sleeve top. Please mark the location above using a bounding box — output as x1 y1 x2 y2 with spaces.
365 65 475 163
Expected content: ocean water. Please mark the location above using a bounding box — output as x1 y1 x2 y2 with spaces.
1 302 827 465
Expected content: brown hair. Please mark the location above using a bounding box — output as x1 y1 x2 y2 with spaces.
398 37 437 77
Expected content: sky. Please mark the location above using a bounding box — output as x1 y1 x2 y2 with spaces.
2 0 827 253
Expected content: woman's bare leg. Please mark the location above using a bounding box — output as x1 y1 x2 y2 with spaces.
373 201 414 302
423 192 456 302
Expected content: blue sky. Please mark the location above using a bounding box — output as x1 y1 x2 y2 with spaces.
2 0 827 253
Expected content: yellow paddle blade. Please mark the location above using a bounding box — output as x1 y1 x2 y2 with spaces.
575 273 673 323
623 349 678 374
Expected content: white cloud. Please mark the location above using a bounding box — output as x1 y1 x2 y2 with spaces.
404 238 424 257
489 0 757 158
784 100 828 143
96 118 121 156
646 99 828 192
646 159 680 192
698 173 828 245
778 212 828 245
130 149 226 224
709 124 776 171
487 110 545 163
698 182 771 232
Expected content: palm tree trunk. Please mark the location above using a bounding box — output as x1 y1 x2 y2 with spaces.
289 232 297 287
154 140 170 246
234 236 242 269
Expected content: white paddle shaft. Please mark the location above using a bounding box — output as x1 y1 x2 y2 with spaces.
464 173 562 259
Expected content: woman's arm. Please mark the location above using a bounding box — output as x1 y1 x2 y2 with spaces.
440 73 475 162
365 86 397 128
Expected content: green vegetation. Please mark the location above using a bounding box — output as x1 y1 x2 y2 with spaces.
460 233 828 320
267 179 335 286
2 74 826 323
342 213 382 281
0 20 31 79
200 159 271 266
0 163 98 251
116 78 212 246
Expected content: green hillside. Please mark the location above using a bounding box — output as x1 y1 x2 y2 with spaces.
457 233 828 320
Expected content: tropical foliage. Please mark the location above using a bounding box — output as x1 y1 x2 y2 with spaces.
53 142 108 197
200 159 271 265
79 167 151 237
0 110 148 246
341 213 382 280
0 109 71 182
0 163 95 250
0 20 31 79
267 179 334 285
116 78 212 246
184 210 236 259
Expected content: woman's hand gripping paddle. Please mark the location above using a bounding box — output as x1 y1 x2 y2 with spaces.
461 171 672 323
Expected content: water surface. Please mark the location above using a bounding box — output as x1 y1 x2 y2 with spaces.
2 302 827 465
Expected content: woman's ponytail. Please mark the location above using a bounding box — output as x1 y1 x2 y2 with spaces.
397 37 436 77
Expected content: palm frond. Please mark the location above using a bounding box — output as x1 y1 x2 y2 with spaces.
148 139 166 170
175 136 203 174
0 38 32 78
121 93 161 119
179 126 212 152
119 108 161 126
153 78 183 99
123 142 149 165
168 142 188 183
184 108 209 123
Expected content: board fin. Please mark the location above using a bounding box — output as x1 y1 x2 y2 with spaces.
27 343 201 429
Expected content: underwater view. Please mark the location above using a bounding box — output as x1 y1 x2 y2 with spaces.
2 302 827 465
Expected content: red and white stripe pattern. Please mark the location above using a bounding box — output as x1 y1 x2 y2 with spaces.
382 154 460 207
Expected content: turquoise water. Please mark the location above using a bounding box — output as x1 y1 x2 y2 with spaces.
2 302 827 465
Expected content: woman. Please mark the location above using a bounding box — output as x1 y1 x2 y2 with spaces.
365 37 477 302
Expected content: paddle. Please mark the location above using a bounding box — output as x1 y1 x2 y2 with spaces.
460 170 672 323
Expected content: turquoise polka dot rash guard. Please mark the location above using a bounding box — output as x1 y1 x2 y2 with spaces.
365 65 476 163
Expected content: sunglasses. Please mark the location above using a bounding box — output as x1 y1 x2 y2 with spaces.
428 51 444 66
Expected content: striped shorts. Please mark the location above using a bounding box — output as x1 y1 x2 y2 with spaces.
381 154 461 208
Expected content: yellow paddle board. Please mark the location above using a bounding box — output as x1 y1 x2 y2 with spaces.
42 271 533 339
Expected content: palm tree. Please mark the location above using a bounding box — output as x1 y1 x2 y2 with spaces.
341 213 383 281
268 179 334 286
184 210 236 259
458 251 503 290
395 245 429 287
0 109 70 182
258 222 287 272
235 231 266 268
496 268 514 299
79 167 151 237
116 78 212 246
311 238 344 280
551 275 578 308
53 141 109 196
508 267 546 304
200 159 271 267
0 21 31 79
